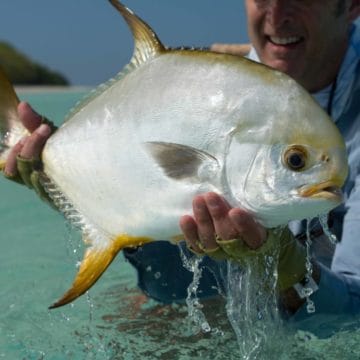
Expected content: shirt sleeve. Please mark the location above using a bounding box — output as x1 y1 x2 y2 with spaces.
332 176 360 280
294 263 360 320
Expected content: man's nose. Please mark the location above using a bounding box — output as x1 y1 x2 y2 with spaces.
264 0 293 28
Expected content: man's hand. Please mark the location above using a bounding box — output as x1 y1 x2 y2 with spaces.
179 192 267 254
4 102 52 178
210 43 251 57
3 101 56 206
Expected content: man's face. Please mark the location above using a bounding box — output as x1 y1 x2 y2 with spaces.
245 0 356 91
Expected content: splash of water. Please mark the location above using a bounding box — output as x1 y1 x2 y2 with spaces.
301 213 338 314
225 251 281 359
302 219 316 314
179 233 285 359
178 247 212 334
65 223 82 260
178 215 342 357
64 224 94 322
318 213 338 244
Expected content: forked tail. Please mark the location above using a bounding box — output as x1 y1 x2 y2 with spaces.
49 233 153 309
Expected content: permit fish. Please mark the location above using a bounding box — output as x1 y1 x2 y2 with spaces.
0 0 348 308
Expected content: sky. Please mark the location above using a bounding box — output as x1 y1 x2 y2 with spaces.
0 1 248 86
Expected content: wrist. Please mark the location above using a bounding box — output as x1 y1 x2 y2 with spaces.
277 227 308 290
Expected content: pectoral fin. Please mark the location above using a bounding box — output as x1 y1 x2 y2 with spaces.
49 233 152 309
145 141 219 181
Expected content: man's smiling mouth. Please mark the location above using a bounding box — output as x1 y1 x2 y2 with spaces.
268 36 303 45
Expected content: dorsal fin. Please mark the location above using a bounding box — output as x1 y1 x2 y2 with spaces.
60 1 166 124
109 0 165 67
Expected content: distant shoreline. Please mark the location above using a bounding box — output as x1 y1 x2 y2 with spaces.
15 85 92 94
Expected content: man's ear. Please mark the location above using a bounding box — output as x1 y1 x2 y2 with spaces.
348 0 360 22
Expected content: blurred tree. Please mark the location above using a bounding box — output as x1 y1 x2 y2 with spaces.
0 41 69 85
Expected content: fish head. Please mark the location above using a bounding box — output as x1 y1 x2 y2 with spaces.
225 96 348 228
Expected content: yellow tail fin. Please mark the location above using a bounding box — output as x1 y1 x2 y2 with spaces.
49 233 153 309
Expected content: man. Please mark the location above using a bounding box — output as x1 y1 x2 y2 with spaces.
4 0 360 316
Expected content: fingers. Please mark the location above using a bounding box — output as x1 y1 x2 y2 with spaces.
4 102 52 176
179 194 221 253
17 102 52 159
210 43 251 57
4 125 51 175
18 102 42 132
18 102 51 159
179 215 202 253
229 208 267 249
19 124 52 159
203 192 239 240
192 195 218 250
180 192 267 256
202 193 266 249
4 140 25 176
180 192 238 252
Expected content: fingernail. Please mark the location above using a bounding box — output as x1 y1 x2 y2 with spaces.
37 124 52 136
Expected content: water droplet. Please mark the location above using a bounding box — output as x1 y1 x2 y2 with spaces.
302 219 317 314
201 321 211 333
318 213 338 244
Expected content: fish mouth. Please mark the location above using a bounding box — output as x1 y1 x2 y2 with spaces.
298 181 343 202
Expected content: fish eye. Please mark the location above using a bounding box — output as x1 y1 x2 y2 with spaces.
283 147 307 171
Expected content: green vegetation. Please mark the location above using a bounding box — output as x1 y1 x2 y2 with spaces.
0 41 69 85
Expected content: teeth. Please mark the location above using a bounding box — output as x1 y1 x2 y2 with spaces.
270 36 301 45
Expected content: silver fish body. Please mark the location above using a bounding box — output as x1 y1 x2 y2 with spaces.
45 51 346 233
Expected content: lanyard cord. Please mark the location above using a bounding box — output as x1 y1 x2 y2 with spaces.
326 75 338 117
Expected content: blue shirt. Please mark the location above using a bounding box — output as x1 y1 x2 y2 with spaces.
124 20 360 315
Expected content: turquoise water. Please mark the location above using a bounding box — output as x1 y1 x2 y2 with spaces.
1 90 360 359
